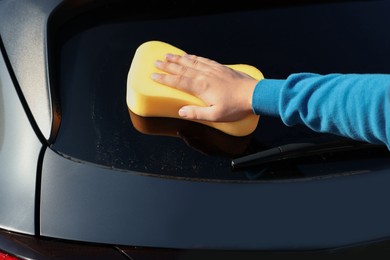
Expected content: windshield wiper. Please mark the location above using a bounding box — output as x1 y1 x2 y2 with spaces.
231 140 387 170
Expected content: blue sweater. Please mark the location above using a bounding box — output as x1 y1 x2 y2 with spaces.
252 73 390 149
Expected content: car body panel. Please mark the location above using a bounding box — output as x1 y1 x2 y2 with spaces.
0 50 41 234
41 147 390 250
0 0 61 140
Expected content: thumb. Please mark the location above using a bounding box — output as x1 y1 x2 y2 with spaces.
178 105 217 121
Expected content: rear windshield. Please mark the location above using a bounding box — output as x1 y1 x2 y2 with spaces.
49 0 390 181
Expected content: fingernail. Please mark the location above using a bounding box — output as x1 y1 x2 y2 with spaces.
165 53 174 59
154 60 162 67
151 73 159 80
178 107 187 118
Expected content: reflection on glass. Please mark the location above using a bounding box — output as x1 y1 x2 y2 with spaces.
129 110 253 157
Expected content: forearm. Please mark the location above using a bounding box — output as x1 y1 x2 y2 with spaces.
252 73 390 149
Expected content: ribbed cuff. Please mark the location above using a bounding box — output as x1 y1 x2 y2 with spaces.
252 79 285 117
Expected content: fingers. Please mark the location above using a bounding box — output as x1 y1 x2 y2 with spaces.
178 105 221 122
151 68 196 94
153 54 201 79
155 53 219 77
152 54 209 95
166 53 218 71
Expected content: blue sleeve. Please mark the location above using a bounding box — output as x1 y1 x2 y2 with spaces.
252 73 390 149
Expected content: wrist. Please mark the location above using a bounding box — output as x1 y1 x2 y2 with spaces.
245 78 259 115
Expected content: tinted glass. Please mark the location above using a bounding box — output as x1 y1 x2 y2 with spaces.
50 0 390 180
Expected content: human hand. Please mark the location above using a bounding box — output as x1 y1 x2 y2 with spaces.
151 53 259 122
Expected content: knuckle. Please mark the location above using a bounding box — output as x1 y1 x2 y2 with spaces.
188 109 198 120
190 58 199 67
186 54 198 60
179 65 188 75
195 76 209 91
185 54 200 67
174 74 185 86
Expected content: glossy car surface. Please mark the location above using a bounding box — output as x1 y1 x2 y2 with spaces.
1 0 390 259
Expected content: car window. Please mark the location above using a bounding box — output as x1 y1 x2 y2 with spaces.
49 0 390 181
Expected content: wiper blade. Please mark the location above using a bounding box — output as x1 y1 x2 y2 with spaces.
231 140 387 170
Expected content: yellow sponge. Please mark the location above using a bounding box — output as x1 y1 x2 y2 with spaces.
126 40 263 137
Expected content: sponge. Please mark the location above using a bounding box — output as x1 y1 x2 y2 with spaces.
126 40 263 137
